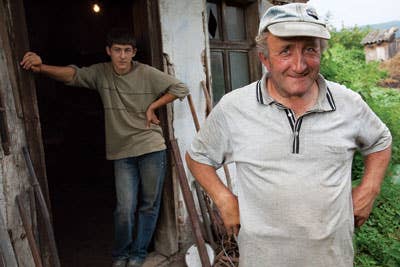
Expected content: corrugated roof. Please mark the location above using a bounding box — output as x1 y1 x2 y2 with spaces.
361 27 398 45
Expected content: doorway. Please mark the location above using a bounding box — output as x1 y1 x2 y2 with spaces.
22 0 163 266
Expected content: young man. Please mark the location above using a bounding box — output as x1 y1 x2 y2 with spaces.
21 28 189 267
186 3 391 267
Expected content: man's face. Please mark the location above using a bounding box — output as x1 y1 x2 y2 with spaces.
106 44 137 74
259 34 322 98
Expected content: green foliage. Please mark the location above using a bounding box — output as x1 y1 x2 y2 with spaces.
329 26 370 50
353 179 400 267
321 27 400 266
321 44 387 91
365 87 400 165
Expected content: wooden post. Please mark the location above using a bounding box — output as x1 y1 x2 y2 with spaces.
0 211 18 267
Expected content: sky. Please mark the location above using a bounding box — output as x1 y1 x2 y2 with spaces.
307 0 400 29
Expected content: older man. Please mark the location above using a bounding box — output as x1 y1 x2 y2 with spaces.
186 3 391 267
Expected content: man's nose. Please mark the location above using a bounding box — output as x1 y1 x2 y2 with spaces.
292 50 307 73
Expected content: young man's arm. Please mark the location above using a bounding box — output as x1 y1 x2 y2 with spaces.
145 92 177 128
20 52 75 83
352 146 391 227
185 153 240 236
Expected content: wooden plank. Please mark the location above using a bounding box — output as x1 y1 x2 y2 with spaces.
0 0 23 118
0 210 18 267
3 0 52 264
16 193 43 267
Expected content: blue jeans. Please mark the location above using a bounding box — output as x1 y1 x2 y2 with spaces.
111 150 166 262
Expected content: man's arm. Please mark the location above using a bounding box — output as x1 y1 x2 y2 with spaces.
352 146 391 227
145 92 177 128
20 52 75 83
185 153 240 235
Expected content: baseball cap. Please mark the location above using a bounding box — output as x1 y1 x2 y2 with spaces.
258 3 330 39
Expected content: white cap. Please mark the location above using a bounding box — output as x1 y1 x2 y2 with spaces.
259 3 331 39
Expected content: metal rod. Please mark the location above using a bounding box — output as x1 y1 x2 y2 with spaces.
169 139 211 267
200 81 233 191
28 187 40 250
16 193 43 267
22 147 61 267
187 94 219 247
201 81 213 115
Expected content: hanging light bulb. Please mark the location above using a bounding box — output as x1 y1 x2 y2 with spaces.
93 3 101 13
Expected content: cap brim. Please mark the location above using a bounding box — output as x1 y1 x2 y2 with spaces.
268 21 331 39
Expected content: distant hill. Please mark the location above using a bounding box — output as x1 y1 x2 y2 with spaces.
361 21 400 38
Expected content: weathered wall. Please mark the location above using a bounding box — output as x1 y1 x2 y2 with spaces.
364 42 395 62
0 16 35 266
158 0 208 246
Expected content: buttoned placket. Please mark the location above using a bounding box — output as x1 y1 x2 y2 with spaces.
256 77 336 155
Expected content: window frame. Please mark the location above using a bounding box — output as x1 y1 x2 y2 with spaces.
207 0 261 102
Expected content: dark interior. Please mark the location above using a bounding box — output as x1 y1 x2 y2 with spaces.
23 1 145 265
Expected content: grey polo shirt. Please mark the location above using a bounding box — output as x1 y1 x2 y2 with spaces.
188 73 391 267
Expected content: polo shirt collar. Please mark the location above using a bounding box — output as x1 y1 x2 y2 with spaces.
256 72 336 112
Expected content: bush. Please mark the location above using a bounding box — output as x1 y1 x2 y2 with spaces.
321 27 400 266
353 178 400 267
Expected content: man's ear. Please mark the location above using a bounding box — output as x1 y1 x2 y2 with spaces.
106 46 111 56
258 52 270 71
132 47 137 57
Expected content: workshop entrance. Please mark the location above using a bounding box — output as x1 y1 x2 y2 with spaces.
22 0 177 266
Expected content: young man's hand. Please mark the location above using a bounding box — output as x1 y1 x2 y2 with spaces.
145 106 160 128
20 52 42 73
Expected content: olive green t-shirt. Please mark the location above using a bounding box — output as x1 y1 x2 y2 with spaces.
66 61 189 160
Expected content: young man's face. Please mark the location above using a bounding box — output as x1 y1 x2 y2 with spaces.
106 44 137 74
259 34 321 98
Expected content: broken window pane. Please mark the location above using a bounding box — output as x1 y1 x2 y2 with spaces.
210 51 226 104
207 3 220 40
226 5 245 41
229 51 249 90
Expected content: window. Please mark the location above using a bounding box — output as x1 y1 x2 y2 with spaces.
207 0 260 104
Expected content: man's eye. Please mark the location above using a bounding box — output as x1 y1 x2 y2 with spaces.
280 49 290 55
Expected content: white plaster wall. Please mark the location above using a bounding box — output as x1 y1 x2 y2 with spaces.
158 0 208 245
159 0 207 156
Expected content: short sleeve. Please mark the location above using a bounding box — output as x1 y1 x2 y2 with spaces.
188 102 233 169
356 96 392 155
65 64 101 90
147 66 189 98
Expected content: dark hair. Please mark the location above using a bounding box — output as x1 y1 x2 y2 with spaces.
106 28 136 48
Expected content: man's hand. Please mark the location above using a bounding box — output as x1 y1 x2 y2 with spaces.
353 147 391 227
215 192 240 236
20 52 42 73
145 106 160 128
352 183 378 227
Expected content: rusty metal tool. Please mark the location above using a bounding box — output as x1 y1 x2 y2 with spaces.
22 146 61 267
169 139 212 267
